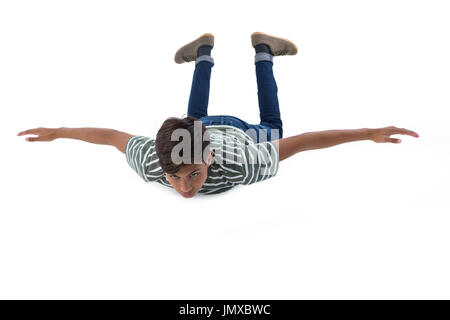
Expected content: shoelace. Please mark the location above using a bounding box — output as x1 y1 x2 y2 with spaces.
184 55 196 62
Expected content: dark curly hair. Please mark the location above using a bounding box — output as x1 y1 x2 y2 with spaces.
155 116 211 174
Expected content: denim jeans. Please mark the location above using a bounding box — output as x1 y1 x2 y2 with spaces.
187 53 283 143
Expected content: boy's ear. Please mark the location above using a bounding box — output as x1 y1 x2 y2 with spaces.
207 150 214 165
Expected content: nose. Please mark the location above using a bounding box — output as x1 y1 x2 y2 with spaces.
179 179 193 193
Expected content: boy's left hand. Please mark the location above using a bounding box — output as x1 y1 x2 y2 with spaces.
369 126 420 143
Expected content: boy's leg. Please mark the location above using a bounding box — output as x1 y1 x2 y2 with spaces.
173 33 215 119
251 32 298 140
207 48 284 143
255 55 283 139
187 57 214 119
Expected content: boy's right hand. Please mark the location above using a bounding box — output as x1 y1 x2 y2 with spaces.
17 127 59 142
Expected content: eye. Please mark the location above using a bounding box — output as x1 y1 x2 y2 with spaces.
170 175 179 180
190 172 199 177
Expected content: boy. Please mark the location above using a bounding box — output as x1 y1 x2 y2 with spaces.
17 32 420 198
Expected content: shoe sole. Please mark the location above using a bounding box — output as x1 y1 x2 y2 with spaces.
251 31 298 55
174 33 215 64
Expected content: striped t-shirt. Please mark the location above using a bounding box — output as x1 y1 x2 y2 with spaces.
125 124 280 195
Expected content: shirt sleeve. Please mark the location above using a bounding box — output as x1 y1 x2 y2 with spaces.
240 140 280 185
125 135 165 182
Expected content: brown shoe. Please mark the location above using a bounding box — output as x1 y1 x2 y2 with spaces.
174 33 215 64
251 32 298 56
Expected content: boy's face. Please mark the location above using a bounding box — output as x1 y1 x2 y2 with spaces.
165 151 213 198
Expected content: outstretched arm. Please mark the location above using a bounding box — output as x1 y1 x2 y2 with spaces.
17 127 133 154
275 126 420 162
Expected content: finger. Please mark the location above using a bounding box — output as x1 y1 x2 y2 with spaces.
17 130 30 136
17 128 38 136
386 137 402 143
395 128 420 137
26 137 40 142
405 129 420 137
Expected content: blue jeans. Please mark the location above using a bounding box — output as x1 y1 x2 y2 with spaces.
187 53 283 143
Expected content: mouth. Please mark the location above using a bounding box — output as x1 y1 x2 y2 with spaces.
181 192 195 198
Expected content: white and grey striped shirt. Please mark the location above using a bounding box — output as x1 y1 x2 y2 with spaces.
125 125 280 195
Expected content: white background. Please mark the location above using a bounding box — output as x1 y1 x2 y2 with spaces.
1 0 449 299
